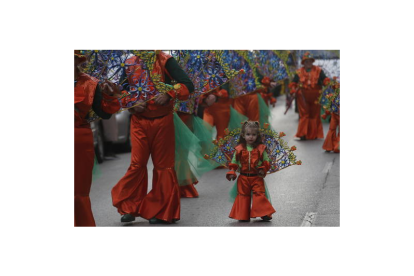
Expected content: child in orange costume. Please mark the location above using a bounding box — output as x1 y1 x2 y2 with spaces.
226 121 275 222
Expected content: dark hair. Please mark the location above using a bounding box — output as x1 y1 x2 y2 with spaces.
238 121 262 148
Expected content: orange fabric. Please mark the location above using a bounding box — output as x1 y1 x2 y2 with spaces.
75 73 98 128
229 175 276 220
295 86 324 139
179 184 199 198
111 113 180 222
101 93 121 114
203 97 231 139
323 113 340 151
235 144 266 174
232 93 259 121
74 127 96 227
297 66 322 89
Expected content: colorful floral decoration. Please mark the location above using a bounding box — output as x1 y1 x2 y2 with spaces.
170 50 242 114
205 127 301 174
221 50 264 98
272 50 298 80
254 50 289 84
319 77 340 116
79 50 180 122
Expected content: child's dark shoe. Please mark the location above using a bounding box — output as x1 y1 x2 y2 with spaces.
238 219 250 222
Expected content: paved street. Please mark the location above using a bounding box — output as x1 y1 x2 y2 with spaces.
90 96 340 227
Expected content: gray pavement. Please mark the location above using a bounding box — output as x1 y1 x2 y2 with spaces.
90 96 340 227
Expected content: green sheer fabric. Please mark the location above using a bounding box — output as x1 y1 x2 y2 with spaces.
257 93 271 126
174 113 217 186
229 106 248 131
92 156 102 181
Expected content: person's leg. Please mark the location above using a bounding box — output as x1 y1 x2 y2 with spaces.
305 88 324 139
294 90 309 138
250 177 276 219
74 127 96 226
229 175 252 221
246 93 259 121
111 116 150 217
323 112 339 151
139 113 180 223
233 96 248 118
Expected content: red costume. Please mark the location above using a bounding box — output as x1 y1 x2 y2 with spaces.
111 52 193 223
75 73 120 227
226 144 275 220
323 112 340 152
289 53 328 140
202 87 232 139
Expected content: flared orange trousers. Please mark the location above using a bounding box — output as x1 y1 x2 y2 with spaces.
323 112 340 152
295 88 324 139
229 175 276 220
233 93 259 122
111 113 180 222
74 127 96 227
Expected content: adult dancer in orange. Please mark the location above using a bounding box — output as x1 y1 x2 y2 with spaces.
289 52 329 140
111 51 194 224
74 50 121 227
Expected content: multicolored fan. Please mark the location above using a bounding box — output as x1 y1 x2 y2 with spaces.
272 50 297 80
221 50 264 98
254 50 289 83
79 50 177 122
204 125 301 174
319 77 340 118
171 50 242 114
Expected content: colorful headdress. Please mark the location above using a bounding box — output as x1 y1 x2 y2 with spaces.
301 51 315 65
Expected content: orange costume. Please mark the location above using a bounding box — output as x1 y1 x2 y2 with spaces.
289 53 328 140
323 112 340 152
202 86 232 139
75 72 120 227
111 52 193 223
226 144 275 221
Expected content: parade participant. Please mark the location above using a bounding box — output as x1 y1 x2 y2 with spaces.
226 121 275 222
323 111 340 153
111 51 194 224
321 77 340 153
74 50 121 227
289 52 329 140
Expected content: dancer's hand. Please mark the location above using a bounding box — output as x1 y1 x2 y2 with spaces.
258 169 265 178
154 93 171 106
129 101 146 114
204 94 217 107
100 80 121 98
226 172 237 181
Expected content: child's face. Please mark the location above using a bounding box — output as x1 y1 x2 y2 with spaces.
243 127 258 145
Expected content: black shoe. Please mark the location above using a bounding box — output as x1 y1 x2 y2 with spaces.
121 214 135 222
261 215 272 221
238 219 250 222
149 218 168 224
300 136 307 141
